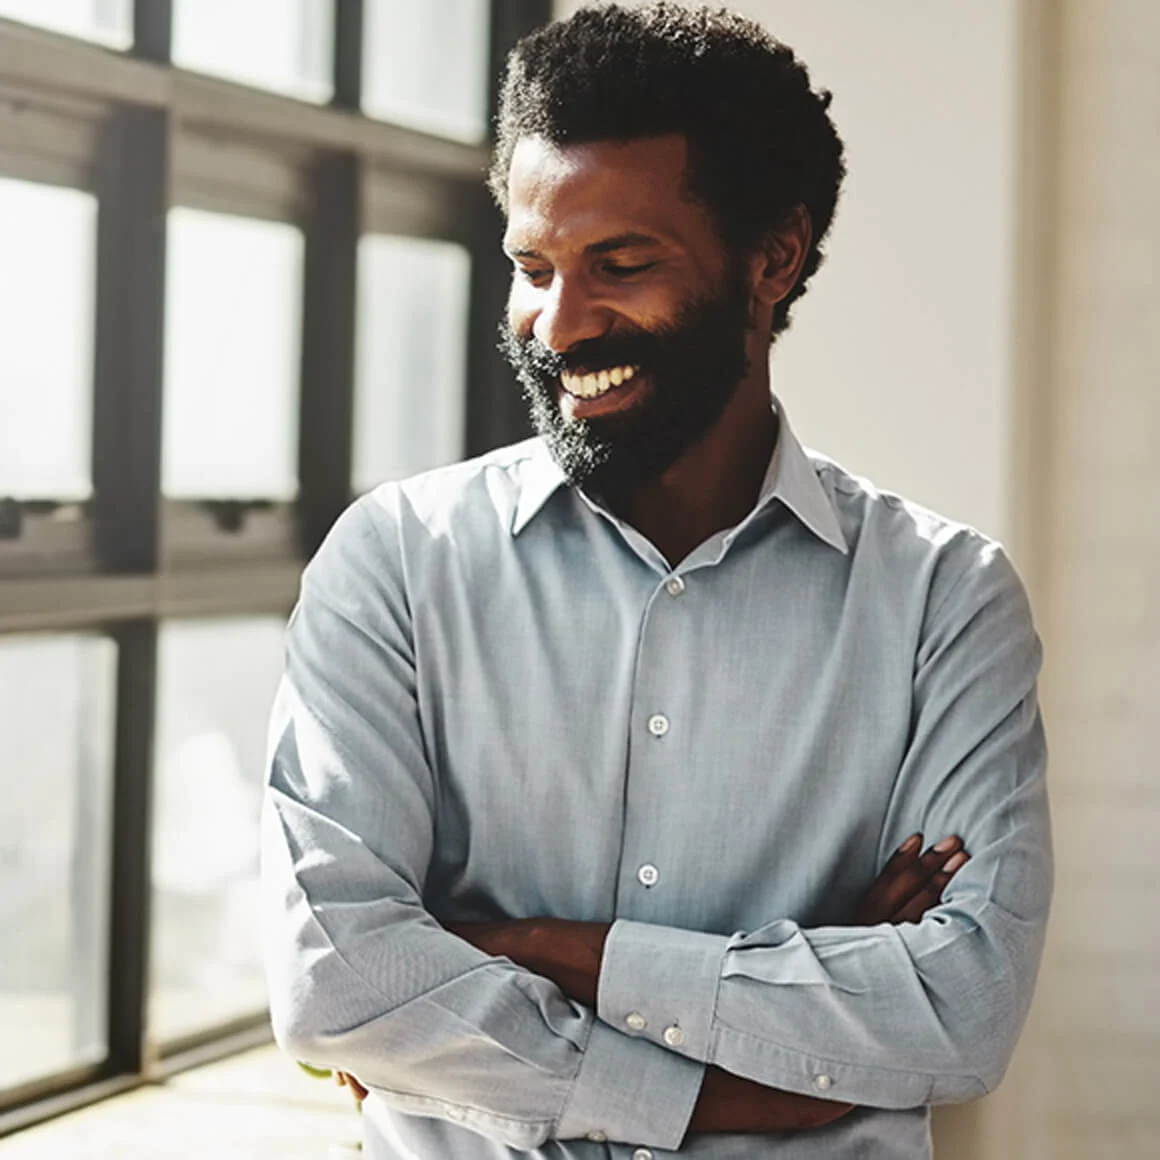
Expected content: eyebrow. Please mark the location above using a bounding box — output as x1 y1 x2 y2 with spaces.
505 232 663 260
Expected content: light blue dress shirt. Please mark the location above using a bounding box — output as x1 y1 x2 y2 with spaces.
262 402 1051 1159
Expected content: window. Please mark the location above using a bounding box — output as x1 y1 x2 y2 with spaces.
0 0 547 1134
0 178 96 503
172 0 333 104
0 634 116 1091
150 618 286 1044
353 235 471 491
162 209 304 502
0 0 132 48
362 0 491 141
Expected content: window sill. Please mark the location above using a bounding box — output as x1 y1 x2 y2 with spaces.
3 1046 362 1158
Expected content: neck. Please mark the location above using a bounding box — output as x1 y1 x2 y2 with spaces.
606 376 778 566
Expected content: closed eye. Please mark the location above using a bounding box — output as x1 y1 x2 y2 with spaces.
514 265 551 286
604 261 656 278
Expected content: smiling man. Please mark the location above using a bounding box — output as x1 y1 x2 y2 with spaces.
262 5 1052 1159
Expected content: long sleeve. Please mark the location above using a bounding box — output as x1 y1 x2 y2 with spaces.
261 496 705 1151
596 537 1052 1108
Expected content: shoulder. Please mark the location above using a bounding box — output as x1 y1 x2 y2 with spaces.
363 437 546 538
806 449 1030 625
304 438 546 584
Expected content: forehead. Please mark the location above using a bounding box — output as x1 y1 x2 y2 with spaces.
504 134 719 254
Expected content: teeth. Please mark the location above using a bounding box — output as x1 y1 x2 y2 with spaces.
561 365 638 399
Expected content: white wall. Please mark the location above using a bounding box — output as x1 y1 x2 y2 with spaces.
1018 2 1160 1155
553 0 1020 543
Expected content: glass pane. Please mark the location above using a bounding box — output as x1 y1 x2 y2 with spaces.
0 178 96 501
172 0 333 104
0 0 132 48
0 634 115 1091
163 208 303 501
362 0 490 141
353 235 470 492
149 617 285 1043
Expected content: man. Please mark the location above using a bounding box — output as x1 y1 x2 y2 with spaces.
262 5 1051 1158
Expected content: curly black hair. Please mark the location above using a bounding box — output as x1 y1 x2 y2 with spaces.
489 2 847 339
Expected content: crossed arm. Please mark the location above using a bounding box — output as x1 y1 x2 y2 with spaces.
335 833 970 1134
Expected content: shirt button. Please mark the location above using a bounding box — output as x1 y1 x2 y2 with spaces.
663 1024 686 1047
586 1130 607 1142
633 1151 654 1160
625 1011 648 1031
813 1073 834 1092
637 863 660 887
664 575 685 596
647 713 669 737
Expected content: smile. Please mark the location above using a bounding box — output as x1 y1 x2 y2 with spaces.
560 364 637 399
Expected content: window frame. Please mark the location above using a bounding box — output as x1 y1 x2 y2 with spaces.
0 0 547 1135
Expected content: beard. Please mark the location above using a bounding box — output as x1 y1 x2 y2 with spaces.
497 263 753 495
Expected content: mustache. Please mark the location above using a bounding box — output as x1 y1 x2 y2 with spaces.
498 322 666 381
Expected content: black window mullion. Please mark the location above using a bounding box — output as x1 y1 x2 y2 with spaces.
297 153 361 559
132 0 173 64
333 0 365 112
464 183 529 457
488 0 552 125
105 619 159 1077
91 104 169 574
464 0 551 457
91 31 171 1081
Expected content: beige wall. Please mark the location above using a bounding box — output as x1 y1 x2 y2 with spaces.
1012 1 1160 1156
549 2 1160 1155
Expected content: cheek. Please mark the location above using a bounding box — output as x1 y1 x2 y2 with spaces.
506 281 538 338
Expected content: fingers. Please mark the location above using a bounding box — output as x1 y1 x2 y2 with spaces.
854 833 921 924
855 834 967 926
335 1072 369 1102
890 850 969 923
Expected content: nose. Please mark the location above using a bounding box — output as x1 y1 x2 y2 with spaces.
532 274 611 356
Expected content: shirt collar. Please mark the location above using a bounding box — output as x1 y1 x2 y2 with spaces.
754 398 848 555
510 396 848 555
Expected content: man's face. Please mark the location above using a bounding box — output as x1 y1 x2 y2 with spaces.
499 135 753 491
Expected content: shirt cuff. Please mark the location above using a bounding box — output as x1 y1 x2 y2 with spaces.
597 919 729 1063
555 1017 705 1149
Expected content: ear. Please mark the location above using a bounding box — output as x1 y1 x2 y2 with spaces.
748 204 812 308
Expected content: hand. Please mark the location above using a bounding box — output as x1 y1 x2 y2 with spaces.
335 1069 368 1103
689 832 971 1135
855 832 970 925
